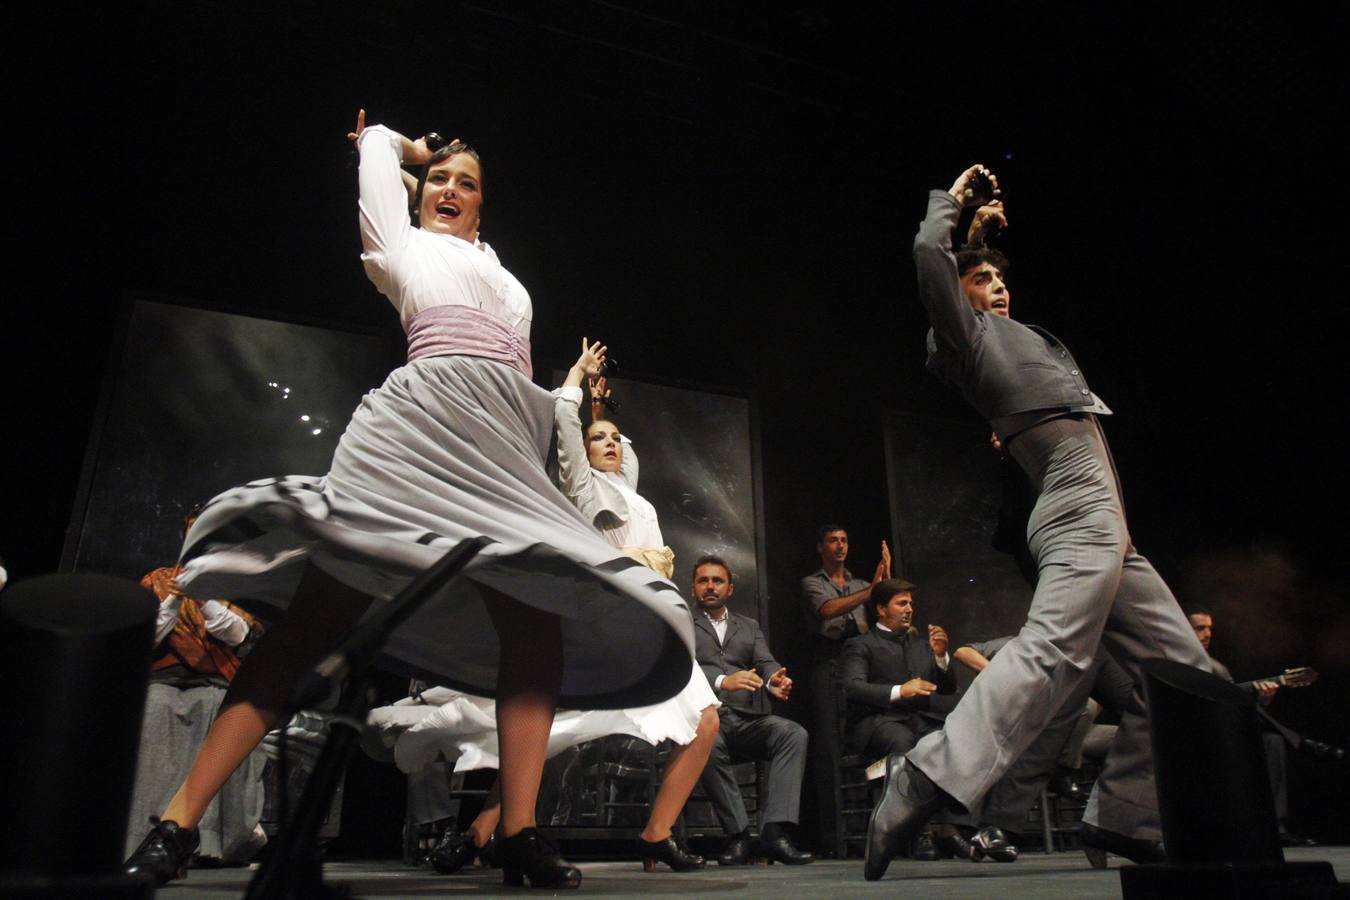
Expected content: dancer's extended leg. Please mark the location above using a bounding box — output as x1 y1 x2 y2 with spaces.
486 592 563 839
641 705 719 842
161 563 374 827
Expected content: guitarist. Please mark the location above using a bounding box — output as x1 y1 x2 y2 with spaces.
1184 605 1316 846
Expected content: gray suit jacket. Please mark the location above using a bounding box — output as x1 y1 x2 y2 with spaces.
692 608 781 717
914 190 1109 434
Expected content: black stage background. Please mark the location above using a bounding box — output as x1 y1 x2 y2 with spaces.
5 1 1347 845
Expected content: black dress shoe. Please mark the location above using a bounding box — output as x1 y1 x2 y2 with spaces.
639 834 705 872
911 828 939 861
864 755 950 881
499 828 581 889
1079 821 1165 868
933 827 977 861
970 824 1019 862
1048 769 1087 803
754 832 815 866
717 831 752 866
124 817 200 886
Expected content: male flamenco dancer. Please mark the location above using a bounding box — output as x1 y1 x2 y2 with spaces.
864 164 1210 880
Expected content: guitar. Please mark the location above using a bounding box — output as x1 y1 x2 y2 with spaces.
1240 667 1319 690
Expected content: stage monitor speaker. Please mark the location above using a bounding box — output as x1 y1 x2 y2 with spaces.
1119 658 1338 899
1144 657 1282 864
0 573 157 899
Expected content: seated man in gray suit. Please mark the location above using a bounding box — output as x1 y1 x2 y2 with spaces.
692 555 814 866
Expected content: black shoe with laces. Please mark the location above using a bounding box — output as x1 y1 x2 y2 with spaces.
970 824 1019 862
639 834 705 871
934 827 977 860
124 817 200 886
754 827 815 866
499 828 581 889
911 828 940 861
717 831 752 866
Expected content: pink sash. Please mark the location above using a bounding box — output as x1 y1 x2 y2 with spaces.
406 305 533 379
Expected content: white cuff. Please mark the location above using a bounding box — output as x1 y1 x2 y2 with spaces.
200 600 250 647
554 385 584 402
154 594 183 645
715 674 726 690
935 652 950 671
357 125 403 162
889 685 902 703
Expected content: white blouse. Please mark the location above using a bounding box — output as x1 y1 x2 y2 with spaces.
355 126 532 337
594 470 664 549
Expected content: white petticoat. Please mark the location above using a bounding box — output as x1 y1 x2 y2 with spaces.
371 662 718 774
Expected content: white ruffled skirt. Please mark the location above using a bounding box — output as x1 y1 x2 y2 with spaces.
370 661 718 774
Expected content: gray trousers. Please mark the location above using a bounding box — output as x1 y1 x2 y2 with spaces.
406 760 460 826
976 658 1101 832
699 708 808 834
908 415 1209 840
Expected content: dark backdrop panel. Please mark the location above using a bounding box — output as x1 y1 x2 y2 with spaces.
883 410 1032 645
551 372 762 624
65 297 398 579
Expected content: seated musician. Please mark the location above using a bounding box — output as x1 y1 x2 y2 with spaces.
841 579 954 760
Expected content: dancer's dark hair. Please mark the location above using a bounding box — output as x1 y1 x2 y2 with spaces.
955 245 1010 280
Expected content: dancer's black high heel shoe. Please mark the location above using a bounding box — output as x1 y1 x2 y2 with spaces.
124 817 200 885
639 834 706 872
428 830 472 874
499 828 581 889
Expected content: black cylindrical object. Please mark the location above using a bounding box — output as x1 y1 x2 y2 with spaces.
0 573 157 877
1140 658 1283 865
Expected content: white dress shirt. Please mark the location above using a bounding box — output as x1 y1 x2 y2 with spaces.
356 126 532 336
705 610 732 689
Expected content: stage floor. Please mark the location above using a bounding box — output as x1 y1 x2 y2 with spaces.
160 846 1347 899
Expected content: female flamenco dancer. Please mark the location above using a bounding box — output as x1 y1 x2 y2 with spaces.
408 341 718 874
123 111 695 890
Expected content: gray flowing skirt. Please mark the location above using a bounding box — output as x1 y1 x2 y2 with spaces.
178 356 694 709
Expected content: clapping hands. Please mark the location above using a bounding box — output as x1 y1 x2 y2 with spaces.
767 667 793 701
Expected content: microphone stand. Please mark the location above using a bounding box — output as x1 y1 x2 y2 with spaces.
245 537 488 900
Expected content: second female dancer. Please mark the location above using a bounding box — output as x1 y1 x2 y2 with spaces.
124 112 695 890
381 339 719 874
